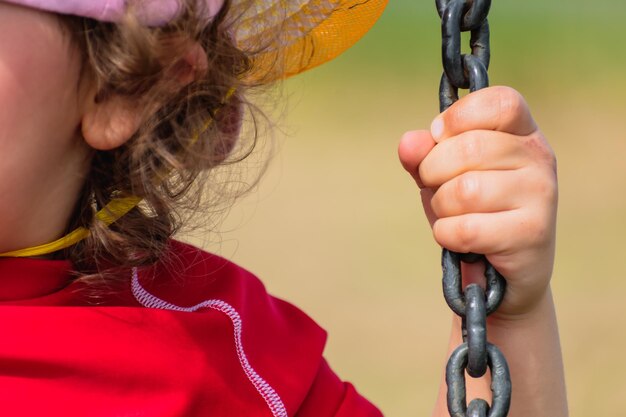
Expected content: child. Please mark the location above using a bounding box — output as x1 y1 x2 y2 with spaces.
0 1 567 416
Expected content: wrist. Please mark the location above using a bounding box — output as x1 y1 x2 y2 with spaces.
487 285 555 330
446 284 568 417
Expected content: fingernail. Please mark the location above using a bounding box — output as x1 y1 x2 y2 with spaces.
431 116 444 141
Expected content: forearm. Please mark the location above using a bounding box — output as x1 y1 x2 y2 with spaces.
432 286 568 417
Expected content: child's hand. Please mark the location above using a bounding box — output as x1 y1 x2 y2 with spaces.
398 86 558 319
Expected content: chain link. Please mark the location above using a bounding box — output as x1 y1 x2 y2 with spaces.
435 1 512 416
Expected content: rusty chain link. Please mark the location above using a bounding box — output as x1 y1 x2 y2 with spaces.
435 1 512 416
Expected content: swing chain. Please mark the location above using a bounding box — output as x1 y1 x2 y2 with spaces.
435 1 512 416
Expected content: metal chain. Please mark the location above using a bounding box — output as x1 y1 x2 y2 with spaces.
435 1 512 416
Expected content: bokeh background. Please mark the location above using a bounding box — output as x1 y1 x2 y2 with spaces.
188 1 626 415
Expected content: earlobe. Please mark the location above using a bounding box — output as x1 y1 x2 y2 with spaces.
81 94 144 151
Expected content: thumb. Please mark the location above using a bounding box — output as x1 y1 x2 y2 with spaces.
398 130 437 188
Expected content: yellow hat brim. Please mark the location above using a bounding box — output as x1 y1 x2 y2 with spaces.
233 0 389 82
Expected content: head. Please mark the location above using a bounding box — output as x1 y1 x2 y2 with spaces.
0 0 256 293
0 0 388 296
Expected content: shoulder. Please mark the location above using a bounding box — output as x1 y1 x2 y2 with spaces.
139 239 269 304
137 240 327 349
138 240 310 321
134 240 383 416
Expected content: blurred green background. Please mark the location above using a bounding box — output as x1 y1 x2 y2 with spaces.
189 1 626 415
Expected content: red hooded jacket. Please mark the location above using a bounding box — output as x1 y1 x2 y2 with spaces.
0 240 383 416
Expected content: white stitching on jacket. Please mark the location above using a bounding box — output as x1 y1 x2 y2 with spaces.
131 268 289 417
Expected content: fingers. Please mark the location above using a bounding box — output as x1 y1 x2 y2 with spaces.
423 165 557 252
431 86 537 142
400 86 558 297
418 130 531 188
432 210 533 255
398 129 437 188
429 170 530 218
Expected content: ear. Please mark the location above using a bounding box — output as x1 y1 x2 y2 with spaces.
173 41 209 87
81 42 209 151
81 93 144 151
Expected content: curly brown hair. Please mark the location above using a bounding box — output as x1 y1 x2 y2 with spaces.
56 1 277 299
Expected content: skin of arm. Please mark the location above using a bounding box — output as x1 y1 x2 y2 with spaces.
398 86 568 417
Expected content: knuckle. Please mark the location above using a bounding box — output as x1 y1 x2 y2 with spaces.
458 134 483 165
496 86 526 125
497 86 525 111
455 172 480 206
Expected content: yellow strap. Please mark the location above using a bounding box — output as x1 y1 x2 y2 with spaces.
0 196 143 258
1 88 237 258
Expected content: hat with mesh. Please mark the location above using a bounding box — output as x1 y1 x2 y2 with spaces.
3 0 389 81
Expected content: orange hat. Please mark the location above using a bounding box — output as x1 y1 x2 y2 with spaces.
4 0 388 81
234 0 389 81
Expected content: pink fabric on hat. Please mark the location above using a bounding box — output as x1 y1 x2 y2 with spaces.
2 0 225 25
